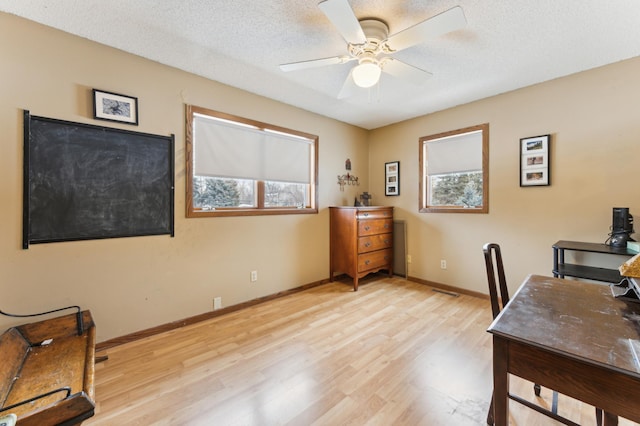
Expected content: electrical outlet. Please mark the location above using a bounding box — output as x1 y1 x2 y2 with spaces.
250 270 258 282
407 255 412 264
213 297 222 310
440 260 447 269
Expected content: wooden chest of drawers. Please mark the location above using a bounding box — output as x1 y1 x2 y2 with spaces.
329 206 393 291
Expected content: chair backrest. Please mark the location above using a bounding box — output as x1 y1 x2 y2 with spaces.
483 243 510 319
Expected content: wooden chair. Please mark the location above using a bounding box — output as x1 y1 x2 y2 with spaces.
483 243 611 426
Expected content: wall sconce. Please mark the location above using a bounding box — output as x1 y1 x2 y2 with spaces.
338 173 359 191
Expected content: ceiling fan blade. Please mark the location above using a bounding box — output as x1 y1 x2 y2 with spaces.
384 6 466 52
318 0 367 45
279 55 353 72
337 70 358 99
381 58 433 86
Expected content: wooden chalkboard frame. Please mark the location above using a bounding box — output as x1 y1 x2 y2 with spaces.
23 111 175 249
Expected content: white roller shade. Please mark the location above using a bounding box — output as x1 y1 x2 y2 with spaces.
426 130 482 175
193 114 313 184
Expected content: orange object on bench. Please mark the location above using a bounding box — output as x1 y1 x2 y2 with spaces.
0 310 96 425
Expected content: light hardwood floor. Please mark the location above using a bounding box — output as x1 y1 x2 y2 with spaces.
86 277 637 425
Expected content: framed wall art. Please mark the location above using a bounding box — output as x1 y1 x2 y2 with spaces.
93 89 139 125
520 134 550 187
385 161 400 196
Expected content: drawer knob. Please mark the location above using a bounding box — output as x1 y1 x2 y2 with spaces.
365 242 371 247
384 240 389 244
363 213 369 217
364 226 370 231
384 256 389 260
384 223 389 229
365 260 370 265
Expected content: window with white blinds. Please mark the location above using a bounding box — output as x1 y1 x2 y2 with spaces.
424 130 482 176
419 123 489 213
192 113 313 184
186 105 318 217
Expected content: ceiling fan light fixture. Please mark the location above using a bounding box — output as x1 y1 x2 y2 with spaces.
352 61 381 88
280 2 466 98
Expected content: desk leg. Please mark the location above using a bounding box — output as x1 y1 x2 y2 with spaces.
493 336 509 426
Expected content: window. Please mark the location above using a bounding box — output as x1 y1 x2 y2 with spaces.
186 105 318 217
419 123 489 213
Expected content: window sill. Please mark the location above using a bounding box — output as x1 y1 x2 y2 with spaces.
187 207 318 218
420 206 488 214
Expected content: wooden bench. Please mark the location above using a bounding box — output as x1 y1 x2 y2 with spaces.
0 310 96 425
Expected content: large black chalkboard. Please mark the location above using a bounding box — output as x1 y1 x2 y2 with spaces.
23 111 174 248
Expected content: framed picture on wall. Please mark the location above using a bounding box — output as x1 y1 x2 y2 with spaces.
520 135 550 186
385 161 400 196
93 89 139 125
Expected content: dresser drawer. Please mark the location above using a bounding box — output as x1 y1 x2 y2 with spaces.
357 209 392 220
358 219 393 236
358 234 392 253
358 249 392 272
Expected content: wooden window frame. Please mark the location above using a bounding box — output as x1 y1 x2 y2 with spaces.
186 105 318 217
419 123 489 214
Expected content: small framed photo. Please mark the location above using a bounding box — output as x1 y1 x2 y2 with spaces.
521 168 549 186
385 161 400 196
93 89 139 125
520 135 550 187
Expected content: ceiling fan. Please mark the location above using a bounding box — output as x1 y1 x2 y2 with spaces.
279 0 467 98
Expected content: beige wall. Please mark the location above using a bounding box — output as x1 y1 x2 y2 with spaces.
2 12 639 342
368 56 640 295
0 13 368 341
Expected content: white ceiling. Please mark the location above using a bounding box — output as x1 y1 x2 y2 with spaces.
2 0 640 129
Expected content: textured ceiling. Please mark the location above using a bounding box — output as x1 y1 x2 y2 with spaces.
2 0 640 129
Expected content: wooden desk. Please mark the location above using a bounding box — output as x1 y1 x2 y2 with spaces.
487 275 640 425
